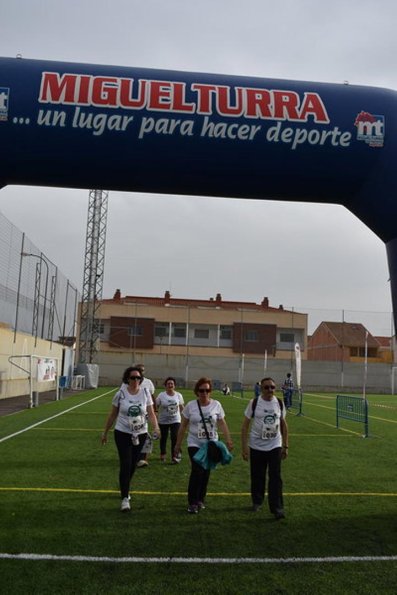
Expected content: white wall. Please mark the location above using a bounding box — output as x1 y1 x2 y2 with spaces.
0 325 63 399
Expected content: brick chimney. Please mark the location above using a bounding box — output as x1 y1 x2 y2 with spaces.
164 290 171 304
261 297 269 308
113 289 121 301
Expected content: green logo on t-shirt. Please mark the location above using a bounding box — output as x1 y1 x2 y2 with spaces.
128 405 141 417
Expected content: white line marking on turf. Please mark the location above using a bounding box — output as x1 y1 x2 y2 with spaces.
0 389 114 444
0 553 396 564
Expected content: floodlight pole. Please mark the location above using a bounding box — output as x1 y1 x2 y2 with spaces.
21 251 49 343
79 189 108 364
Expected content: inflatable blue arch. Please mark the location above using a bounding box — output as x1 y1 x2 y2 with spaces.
0 57 396 330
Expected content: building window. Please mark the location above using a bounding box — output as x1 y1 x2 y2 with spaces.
173 325 186 338
280 332 295 343
220 325 232 340
155 324 169 338
194 328 209 339
245 330 258 342
358 347 377 358
128 325 143 337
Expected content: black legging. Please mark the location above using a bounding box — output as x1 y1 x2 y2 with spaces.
114 429 147 498
159 422 180 456
187 446 211 506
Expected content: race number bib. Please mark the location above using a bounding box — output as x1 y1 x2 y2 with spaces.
128 414 145 433
261 421 279 440
167 404 178 416
198 421 216 439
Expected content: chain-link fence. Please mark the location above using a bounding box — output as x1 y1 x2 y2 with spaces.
0 209 79 344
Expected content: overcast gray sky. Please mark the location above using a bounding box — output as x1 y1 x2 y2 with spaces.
0 0 395 334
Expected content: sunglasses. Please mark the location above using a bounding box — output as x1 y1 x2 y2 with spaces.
262 385 276 390
129 376 142 381
198 388 211 394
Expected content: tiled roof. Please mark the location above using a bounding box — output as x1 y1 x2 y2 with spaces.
374 336 392 348
319 321 379 347
100 291 300 314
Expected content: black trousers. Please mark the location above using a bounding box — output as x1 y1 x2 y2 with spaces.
159 422 180 456
187 446 211 505
114 429 146 499
250 446 283 513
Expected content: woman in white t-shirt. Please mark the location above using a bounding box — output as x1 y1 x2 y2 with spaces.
241 377 289 520
155 377 184 464
101 367 160 512
174 377 233 514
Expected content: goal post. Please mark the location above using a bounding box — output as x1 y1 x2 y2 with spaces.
8 354 61 407
336 394 369 438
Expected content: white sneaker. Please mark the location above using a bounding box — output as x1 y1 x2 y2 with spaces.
121 497 131 512
137 460 148 468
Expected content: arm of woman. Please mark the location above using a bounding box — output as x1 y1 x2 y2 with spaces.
241 416 251 461
218 418 233 451
152 392 158 413
101 405 119 445
280 417 289 459
147 404 160 436
174 416 189 456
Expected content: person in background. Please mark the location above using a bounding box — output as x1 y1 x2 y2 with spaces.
155 377 184 464
241 377 288 520
174 377 233 514
254 382 261 398
282 372 294 410
101 366 160 512
134 363 156 467
222 383 231 395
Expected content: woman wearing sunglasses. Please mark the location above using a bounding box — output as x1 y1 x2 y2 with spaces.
174 377 233 514
101 366 160 512
241 377 289 520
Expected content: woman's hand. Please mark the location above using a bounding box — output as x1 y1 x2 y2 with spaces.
101 405 118 446
281 447 288 460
